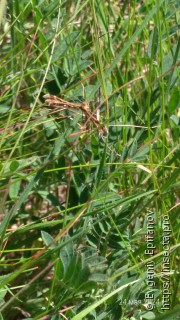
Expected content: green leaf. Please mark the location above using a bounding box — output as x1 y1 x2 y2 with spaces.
0 313 4 320
168 87 180 112
73 265 90 289
0 286 7 306
170 114 179 126
131 145 150 161
60 242 74 274
55 258 65 280
9 178 21 200
0 106 10 114
41 231 55 248
63 254 81 283
147 27 159 59
141 311 156 319
91 273 107 282
94 140 107 189
9 160 19 172
128 138 138 158
70 255 84 287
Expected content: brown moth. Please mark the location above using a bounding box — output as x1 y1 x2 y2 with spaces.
43 94 107 134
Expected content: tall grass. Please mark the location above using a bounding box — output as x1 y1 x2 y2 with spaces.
0 1 179 319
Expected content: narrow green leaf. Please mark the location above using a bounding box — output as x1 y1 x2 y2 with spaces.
94 139 107 190
147 27 159 59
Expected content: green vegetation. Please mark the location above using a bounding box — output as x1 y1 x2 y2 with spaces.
0 1 179 319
